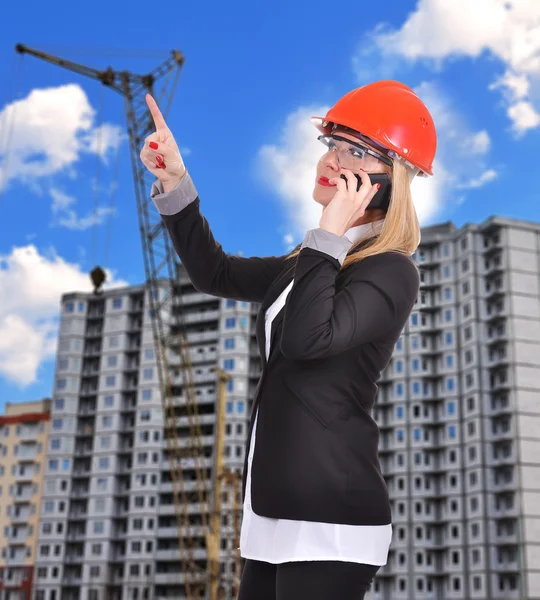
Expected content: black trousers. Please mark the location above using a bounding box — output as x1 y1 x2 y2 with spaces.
237 558 380 600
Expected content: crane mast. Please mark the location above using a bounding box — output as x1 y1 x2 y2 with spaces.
15 43 233 600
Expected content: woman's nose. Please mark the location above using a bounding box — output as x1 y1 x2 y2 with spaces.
321 150 340 170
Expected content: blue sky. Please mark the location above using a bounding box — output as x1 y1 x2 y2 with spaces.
1 0 539 408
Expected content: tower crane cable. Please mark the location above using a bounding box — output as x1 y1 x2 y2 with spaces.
0 54 25 211
13 44 218 599
103 116 123 270
92 84 104 269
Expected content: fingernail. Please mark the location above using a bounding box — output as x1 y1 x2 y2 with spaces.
377 184 381 189
149 142 158 149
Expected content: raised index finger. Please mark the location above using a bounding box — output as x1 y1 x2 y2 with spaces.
146 94 168 131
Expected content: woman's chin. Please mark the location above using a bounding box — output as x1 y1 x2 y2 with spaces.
313 188 331 206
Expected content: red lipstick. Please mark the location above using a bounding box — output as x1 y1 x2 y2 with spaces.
318 176 335 187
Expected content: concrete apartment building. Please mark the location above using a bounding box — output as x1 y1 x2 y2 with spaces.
0 399 52 600
33 214 540 600
33 275 252 600
367 216 540 600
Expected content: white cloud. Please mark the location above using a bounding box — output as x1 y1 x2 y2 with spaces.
412 81 498 211
49 188 115 231
256 105 330 238
368 0 540 134
466 131 491 155
507 100 540 132
456 169 498 189
0 245 127 387
0 84 125 192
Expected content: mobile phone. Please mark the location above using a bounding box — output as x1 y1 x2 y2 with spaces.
340 173 392 211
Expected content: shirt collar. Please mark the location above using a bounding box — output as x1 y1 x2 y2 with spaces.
343 218 385 244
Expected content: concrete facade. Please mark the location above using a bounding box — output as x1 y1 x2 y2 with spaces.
33 275 252 600
367 217 540 600
0 399 51 600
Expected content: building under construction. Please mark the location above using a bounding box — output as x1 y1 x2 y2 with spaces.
32 268 254 600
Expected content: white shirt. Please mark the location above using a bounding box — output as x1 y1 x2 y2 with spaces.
239 220 392 565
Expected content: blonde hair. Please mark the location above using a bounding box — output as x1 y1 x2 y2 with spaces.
284 161 420 270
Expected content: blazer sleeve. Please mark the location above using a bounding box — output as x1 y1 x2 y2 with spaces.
280 233 420 360
151 173 292 303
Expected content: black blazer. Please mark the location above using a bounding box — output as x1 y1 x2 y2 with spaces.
160 197 420 526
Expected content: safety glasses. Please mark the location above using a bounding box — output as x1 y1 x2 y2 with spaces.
318 134 393 169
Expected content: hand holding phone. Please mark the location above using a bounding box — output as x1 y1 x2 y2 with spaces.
340 172 392 211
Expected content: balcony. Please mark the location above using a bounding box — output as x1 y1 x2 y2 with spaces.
11 508 31 523
17 426 40 441
6 529 28 544
13 488 33 501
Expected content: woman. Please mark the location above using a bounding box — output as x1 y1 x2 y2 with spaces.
140 80 437 600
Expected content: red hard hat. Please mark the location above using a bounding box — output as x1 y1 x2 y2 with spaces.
312 80 437 176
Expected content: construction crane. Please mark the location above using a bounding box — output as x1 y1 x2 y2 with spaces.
12 44 235 599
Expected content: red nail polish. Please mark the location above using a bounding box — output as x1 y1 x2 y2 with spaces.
377 184 381 189
149 142 158 149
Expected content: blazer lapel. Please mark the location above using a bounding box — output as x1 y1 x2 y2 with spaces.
255 257 297 369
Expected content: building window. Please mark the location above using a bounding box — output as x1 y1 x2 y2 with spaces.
224 338 235 349
93 522 104 534
448 425 456 439
226 299 237 308
225 317 236 328
224 359 235 370
54 398 65 410
107 356 117 368
143 368 153 380
105 375 115 386
142 389 152 401
65 302 74 313
113 297 123 309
